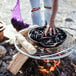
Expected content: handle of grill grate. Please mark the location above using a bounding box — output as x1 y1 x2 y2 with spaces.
7 28 37 75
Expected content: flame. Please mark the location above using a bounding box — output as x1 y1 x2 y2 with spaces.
38 47 61 74
38 59 60 74
39 66 49 74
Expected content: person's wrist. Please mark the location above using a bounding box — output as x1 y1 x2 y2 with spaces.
49 20 54 25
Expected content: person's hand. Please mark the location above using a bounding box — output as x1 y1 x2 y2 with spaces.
45 21 57 36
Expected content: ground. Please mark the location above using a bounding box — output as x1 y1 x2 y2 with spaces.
0 0 76 26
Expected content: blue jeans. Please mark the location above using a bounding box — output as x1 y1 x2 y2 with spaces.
30 0 53 26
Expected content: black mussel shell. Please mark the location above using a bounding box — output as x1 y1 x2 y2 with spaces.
28 26 67 48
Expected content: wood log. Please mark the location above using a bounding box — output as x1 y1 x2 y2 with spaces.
7 31 37 75
16 33 36 54
7 52 28 75
19 25 38 45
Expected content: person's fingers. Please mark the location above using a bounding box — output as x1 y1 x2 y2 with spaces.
45 27 49 36
49 28 52 36
44 24 58 36
56 28 59 33
45 29 48 36
52 28 56 35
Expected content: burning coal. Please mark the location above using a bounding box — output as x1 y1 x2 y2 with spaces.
38 59 60 74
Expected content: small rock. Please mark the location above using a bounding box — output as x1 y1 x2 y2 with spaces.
61 72 67 76
65 18 73 22
0 46 7 57
0 60 2 66
73 11 76 13
3 56 12 60
0 67 13 76
69 50 76 65
2 62 7 68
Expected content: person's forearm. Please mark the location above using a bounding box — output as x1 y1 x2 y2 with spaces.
50 0 58 22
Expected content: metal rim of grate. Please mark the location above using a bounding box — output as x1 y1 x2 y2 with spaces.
14 27 76 60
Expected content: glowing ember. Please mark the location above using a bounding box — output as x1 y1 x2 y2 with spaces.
38 59 60 74
38 47 61 74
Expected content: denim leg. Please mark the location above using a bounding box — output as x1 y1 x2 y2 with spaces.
43 0 53 25
29 0 42 26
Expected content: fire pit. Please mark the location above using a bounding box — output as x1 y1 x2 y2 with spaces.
6 27 76 76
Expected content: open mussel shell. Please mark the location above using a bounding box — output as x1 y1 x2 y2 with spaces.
28 26 67 48
39 37 65 48
28 26 46 43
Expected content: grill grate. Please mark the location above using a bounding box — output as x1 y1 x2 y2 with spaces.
14 28 76 60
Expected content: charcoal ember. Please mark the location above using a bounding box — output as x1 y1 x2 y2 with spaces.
21 57 75 76
29 26 67 48
0 60 2 66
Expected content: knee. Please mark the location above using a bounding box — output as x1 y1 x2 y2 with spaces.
31 7 40 12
